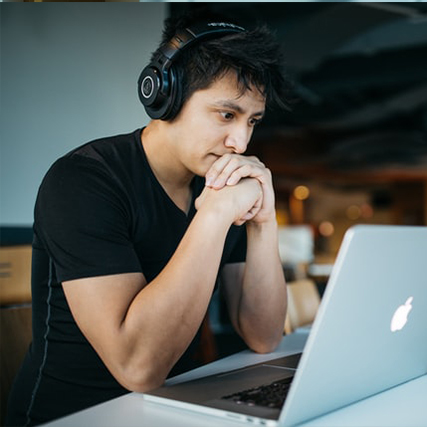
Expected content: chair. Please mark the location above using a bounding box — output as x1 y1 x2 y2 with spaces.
0 304 33 425
0 245 33 425
284 279 321 335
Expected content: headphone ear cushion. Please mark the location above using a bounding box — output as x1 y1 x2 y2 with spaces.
162 66 182 121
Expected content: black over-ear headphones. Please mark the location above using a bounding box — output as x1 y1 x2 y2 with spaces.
138 22 246 121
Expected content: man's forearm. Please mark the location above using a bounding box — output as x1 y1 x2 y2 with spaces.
238 219 287 353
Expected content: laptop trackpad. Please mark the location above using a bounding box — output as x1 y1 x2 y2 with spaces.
262 352 302 370
216 364 295 389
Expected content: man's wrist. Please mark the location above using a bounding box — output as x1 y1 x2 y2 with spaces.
246 216 278 236
196 200 235 229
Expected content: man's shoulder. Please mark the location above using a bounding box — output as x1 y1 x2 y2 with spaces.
47 129 143 176
66 128 142 162
38 129 144 198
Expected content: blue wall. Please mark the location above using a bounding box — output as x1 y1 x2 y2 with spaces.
0 3 167 227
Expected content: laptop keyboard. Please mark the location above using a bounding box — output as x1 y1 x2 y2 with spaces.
221 375 294 409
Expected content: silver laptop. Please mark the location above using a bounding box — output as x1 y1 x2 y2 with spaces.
144 225 427 426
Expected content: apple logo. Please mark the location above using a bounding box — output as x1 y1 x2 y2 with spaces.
390 296 413 332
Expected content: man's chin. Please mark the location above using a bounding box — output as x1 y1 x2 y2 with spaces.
199 155 220 177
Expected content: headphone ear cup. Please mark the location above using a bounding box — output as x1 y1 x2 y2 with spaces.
138 64 171 120
138 65 161 109
139 64 180 121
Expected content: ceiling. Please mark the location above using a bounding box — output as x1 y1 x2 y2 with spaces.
170 2 427 189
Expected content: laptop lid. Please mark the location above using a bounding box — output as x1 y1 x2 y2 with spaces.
280 224 427 426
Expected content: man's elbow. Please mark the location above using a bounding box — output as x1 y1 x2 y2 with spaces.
246 334 282 355
250 342 279 355
238 323 283 354
122 373 165 393
114 359 168 393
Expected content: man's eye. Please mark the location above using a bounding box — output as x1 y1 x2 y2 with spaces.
250 118 262 127
220 111 234 121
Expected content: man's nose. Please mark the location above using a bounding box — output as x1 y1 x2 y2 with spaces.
224 126 251 154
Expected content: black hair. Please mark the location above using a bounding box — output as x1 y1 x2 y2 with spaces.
152 10 292 119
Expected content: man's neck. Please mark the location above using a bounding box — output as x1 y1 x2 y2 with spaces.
141 122 195 213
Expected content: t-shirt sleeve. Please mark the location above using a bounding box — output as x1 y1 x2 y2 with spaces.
34 154 142 282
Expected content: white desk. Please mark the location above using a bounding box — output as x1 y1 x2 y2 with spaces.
43 332 427 427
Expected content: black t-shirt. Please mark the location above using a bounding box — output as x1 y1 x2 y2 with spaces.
6 129 246 426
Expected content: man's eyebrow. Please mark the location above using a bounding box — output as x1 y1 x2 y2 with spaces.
212 100 265 117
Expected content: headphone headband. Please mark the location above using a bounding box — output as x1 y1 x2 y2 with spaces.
138 22 246 121
159 22 245 61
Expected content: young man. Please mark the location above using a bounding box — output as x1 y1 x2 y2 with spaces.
6 12 289 427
